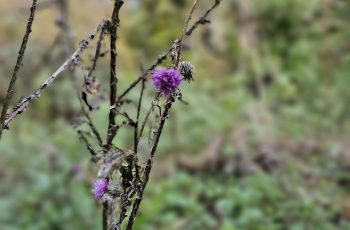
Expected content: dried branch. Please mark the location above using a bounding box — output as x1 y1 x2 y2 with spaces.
126 99 172 230
175 0 198 67
135 76 146 151
138 93 161 140
87 26 107 79
116 49 172 102
77 95 103 146
186 0 222 36
0 0 38 138
77 130 98 160
106 0 124 146
81 27 107 110
20 0 53 12
3 20 108 129
132 77 145 181
103 1 124 229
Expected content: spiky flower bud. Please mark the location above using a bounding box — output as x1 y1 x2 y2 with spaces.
179 61 195 82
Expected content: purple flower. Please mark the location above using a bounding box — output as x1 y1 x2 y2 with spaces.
93 178 108 199
152 67 182 95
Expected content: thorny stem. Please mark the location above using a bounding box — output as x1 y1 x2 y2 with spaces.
126 99 171 230
0 0 38 139
106 0 124 146
102 201 109 230
103 1 124 229
126 2 201 228
114 61 169 223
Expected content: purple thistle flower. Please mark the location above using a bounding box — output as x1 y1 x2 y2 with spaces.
93 178 108 199
152 67 182 95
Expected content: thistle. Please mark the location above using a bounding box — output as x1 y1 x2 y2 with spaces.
93 178 108 199
179 61 195 82
152 67 183 95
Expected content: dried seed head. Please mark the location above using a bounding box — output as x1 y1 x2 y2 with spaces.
179 61 195 82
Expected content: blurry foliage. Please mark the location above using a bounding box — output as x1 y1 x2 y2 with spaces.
1 0 350 229
133 171 348 230
0 120 99 230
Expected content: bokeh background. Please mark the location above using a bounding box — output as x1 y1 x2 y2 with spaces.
1 0 350 229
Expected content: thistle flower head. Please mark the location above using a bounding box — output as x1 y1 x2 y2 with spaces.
179 61 195 82
93 178 108 199
152 67 182 95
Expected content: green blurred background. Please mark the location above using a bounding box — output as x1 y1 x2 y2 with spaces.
1 0 350 229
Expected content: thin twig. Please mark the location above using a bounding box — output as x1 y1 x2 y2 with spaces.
134 77 146 177
77 130 98 160
113 109 136 126
87 26 107 78
77 93 103 146
20 0 52 11
79 24 106 109
185 0 222 36
175 0 198 67
0 0 38 138
138 92 161 140
116 49 172 102
3 20 108 129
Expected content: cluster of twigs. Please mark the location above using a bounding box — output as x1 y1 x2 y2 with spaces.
0 0 222 229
